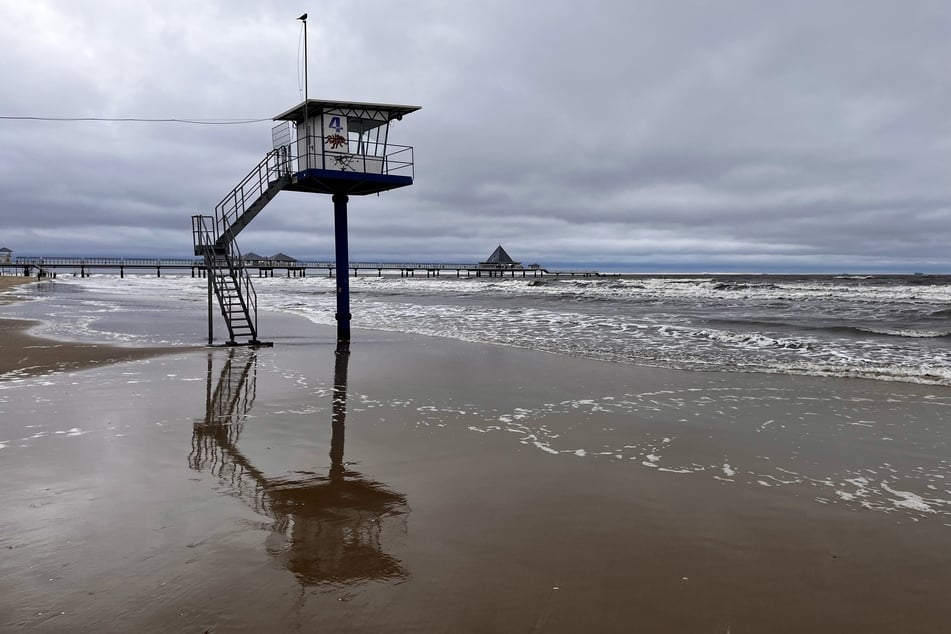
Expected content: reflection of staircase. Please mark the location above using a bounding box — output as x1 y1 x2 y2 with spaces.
192 148 292 345
207 348 258 427
188 348 410 586
190 349 262 508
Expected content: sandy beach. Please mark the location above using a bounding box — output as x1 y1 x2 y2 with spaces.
0 277 186 379
2 280 951 632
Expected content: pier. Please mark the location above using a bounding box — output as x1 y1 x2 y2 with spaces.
3 256 604 279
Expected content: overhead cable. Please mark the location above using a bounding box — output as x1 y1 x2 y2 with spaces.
0 115 270 125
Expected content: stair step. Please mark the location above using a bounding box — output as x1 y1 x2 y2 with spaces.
206 223 261 339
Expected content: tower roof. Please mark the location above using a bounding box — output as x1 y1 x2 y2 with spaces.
483 245 517 265
273 99 421 128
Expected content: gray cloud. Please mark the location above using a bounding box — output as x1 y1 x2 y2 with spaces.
1 0 950 271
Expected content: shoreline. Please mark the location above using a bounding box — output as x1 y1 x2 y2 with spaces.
8 273 951 388
0 274 35 299
0 276 193 379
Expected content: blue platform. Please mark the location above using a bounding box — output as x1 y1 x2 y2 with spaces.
286 169 413 196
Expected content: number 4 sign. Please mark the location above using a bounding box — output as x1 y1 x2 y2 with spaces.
323 114 348 154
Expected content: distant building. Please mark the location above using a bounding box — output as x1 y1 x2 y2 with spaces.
242 252 267 266
0 247 11 264
270 252 298 264
479 245 521 269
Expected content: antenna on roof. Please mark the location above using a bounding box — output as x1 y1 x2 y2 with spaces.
298 13 309 132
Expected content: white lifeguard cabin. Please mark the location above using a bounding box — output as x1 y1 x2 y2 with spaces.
273 99 420 196
191 98 420 348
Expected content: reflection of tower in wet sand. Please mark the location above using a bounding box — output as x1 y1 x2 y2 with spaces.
189 348 409 586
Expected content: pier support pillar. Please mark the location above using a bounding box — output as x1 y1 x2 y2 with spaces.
333 193 351 345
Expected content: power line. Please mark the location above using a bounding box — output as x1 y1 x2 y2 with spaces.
0 115 270 125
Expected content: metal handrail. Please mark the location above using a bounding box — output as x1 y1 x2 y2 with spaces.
214 147 292 243
192 214 258 343
227 237 258 339
210 138 413 254
290 135 414 179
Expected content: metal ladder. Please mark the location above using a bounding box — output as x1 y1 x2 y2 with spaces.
193 216 260 344
192 147 292 345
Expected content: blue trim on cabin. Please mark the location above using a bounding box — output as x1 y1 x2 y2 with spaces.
286 169 413 196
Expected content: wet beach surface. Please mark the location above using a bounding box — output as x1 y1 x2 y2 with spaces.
0 278 191 379
2 314 950 632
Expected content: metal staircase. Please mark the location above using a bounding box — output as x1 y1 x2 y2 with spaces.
213 147 293 250
192 147 292 345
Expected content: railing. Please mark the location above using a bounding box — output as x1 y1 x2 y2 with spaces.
9 256 600 275
15 256 203 266
382 145 415 177
228 237 258 339
350 262 513 270
214 147 292 244
9 257 587 275
192 215 259 342
291 134 414 179
191 215 213 256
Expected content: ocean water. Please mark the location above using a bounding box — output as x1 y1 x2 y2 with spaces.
7 272 951 386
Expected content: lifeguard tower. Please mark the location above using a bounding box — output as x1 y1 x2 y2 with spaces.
192 98 420 348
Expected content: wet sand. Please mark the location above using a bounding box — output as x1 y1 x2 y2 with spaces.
1 301 950 631
0 275 34 300
0 277 188 379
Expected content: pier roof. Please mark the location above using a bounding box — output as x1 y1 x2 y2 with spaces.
482 245 518 265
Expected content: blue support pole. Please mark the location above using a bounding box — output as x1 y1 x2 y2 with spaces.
333 193 351 347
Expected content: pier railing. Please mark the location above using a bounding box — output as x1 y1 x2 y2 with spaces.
9 257 600 277
15 257 200 266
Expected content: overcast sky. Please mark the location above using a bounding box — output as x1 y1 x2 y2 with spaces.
2 0 950 272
